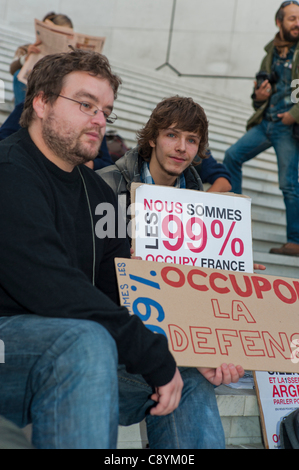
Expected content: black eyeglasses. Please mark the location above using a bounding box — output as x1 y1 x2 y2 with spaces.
280 1 299 7
51 94 118 124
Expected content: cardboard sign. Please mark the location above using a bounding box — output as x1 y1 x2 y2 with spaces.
254 371 299 449
116 258 299 373
131 183 253 273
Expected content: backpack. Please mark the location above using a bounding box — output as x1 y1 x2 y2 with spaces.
280 409 299 449
106 131 130 162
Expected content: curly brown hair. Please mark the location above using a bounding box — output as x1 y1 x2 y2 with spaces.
20 48 122 128
136 96 209 164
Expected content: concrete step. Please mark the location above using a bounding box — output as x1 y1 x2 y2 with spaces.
0 22 297 279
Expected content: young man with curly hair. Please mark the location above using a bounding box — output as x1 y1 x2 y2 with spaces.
98 96 245 449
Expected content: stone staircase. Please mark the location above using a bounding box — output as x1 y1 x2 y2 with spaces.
1 22 298 449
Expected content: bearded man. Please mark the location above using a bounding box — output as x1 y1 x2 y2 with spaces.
224 1 299 257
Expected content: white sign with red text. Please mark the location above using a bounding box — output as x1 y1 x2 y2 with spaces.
131 184 253 273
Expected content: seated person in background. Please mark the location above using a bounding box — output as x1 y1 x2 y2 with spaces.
10 12 73 106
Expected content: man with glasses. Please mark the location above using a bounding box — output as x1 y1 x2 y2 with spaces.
0 49 185 449
224 1 299 257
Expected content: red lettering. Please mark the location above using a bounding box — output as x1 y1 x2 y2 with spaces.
189 327 216 355
186 217 208 254
154 200 164 212
262 331 292 359
289 385 297 398
168 325 189 352
232 301 256 323
251 276 272 299
239 330 265 357
161 267 185 288
273 385 280 398
280 385 288 398
187 269 208 292
229 275 253 298
215 329 238 356
210 272 230 294
273 279 297 305
164 201 174 214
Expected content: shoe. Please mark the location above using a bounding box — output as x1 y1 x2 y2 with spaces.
269 243 299 257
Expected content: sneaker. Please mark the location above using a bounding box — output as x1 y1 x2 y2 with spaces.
269 243 299 257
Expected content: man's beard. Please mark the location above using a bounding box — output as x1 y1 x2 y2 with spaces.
42 113 102 167
282 23 299 43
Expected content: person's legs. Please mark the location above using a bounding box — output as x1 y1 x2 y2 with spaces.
270 121 299 246
223 121 272 194
0 315 119 449
118 366 225 449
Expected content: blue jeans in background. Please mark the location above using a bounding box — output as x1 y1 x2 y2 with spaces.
13 71 27 106
223 119 299 244
0 315 119 449
118 365 225 449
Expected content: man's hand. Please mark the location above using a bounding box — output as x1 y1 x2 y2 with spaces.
254 263 266 272
25 40 42 61
254 80 272 101
150 368 184 416
277 112 296 126
198 364 245 387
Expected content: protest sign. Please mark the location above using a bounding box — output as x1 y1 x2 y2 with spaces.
254 371 299 449
18 19 106 85
116 258 299 373
131 183 253 273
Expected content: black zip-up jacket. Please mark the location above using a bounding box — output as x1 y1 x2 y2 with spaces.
0 129 176 388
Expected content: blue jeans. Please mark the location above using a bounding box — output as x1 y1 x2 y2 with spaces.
13 71 27 106
223 119 299 244
0 315 225 449
118 365 225 449
0 315 119 449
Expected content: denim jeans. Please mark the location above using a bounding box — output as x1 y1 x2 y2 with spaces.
118 365 225 449
0 315 119 449
223 119 299 244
